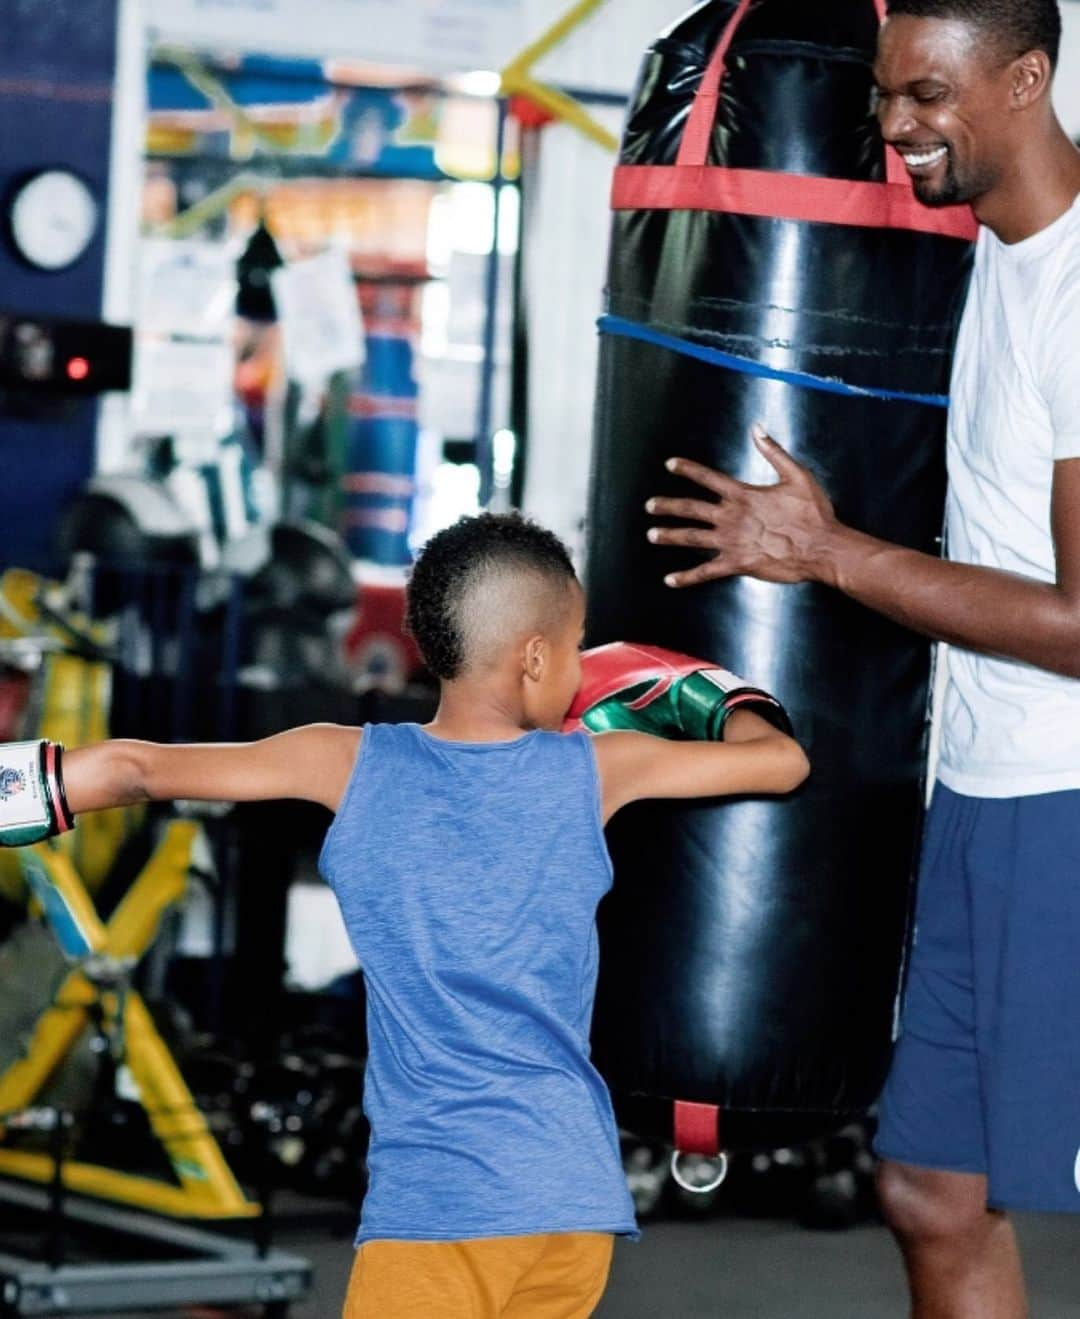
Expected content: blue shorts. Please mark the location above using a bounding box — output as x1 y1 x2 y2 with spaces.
875 784 1080 1213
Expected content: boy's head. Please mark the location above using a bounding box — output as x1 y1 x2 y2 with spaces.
407 513 584 727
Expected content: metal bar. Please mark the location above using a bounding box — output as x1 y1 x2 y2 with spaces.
171 568 198 742
0 1178 310 1317
501 0 611 81
476 98 509 507
44 1117 67 1272
217 575 243 742
509 118 534 512
0 1177 254 1251
151 569 169 741
0 1254 310 1316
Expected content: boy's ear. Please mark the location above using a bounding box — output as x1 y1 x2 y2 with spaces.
523 634 548 683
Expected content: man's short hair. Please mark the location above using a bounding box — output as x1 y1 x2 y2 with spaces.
406 512 577 680
886 0 1062 69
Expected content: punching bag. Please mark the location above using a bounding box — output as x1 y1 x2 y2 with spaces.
586 0 976 1156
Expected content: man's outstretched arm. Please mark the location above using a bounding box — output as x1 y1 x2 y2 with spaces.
647 425 1080 679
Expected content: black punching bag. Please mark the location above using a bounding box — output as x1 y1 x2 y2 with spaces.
587 0 975 1155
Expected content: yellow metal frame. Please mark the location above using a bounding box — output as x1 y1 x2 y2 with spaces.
499 0 618 152
0 568 141 897
0 825 259 1219
1 568 257 1217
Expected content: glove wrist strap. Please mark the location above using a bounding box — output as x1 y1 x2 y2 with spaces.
0 740 74 846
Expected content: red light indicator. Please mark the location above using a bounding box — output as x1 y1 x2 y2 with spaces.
66 357 90 381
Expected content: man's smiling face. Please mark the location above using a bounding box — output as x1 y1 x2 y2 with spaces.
874 15 1018 207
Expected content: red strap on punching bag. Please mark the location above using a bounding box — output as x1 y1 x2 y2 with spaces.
674 1101 721 1156
675 0 754 168
611 166 974 237
613 0 977 240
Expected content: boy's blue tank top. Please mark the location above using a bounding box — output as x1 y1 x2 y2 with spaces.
318 722 638 1244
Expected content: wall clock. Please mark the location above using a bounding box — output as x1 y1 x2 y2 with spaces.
8 169 99 271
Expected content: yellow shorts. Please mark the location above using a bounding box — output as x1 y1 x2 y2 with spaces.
342 1231 614 1318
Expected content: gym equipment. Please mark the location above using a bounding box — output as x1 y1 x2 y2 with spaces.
0 1176 310 1318
52 481 362 744
0 570 250 1209
247 520 356 619
0 824 257 1219
0 569 142 898
246 1044 369 1205
619 1135 668 1220
54 476 201 571
0 570 311 1310
0 827 315 1315
0 573 252 1216
586 0 975 1161
798 1120 879 1231
343 284 421 567
239 518 359 735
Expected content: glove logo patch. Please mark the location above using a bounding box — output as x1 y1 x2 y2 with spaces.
0 767 26 801
625 676 675 711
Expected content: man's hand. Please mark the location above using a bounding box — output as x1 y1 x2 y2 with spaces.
646 424 840 588
647 423 1080 679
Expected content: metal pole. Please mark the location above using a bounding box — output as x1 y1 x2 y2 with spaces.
218 574 243 742
476 97 509 508
45 1110 70 1271
509 118 535 512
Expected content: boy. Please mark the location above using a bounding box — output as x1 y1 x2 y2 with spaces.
0 513 808 1317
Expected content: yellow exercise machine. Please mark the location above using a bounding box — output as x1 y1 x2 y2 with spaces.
0 567 310 1316
0 826 257 1219
0 568 257 1219
0 567 137 899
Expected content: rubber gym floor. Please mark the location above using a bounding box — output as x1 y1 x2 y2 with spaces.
98 1203 1080 1318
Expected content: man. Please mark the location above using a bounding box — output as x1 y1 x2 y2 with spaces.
646 2 1080 1316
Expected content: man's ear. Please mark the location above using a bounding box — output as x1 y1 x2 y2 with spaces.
523 634 548 684
1010 49 1052 110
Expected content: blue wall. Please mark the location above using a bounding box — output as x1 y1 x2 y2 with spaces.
0 0 119 573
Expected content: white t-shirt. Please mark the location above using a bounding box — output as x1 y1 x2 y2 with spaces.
938 194 1080 799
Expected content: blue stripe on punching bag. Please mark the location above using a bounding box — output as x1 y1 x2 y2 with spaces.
598 316 951 409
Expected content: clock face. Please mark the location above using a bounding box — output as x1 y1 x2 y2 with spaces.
8 170 99 271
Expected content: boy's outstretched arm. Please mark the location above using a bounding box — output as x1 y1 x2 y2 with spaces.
62 724 361 816
592 711 809 824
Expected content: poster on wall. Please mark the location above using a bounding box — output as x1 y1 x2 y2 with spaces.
271 247 365 383
133 239 236 438
138 238 236 338
132 338 236 438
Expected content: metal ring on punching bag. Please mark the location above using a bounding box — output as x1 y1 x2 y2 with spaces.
670 1149 730 1196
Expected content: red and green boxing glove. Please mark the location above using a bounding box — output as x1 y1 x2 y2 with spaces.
563 642 792 740
0 740 75 848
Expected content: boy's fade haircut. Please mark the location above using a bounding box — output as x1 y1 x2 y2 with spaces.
406 512 578 680
886 0 1062 69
